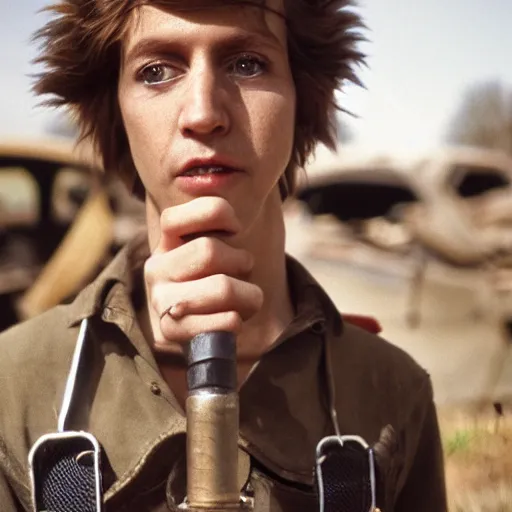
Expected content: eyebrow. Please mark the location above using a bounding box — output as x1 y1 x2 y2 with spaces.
124 29 284 65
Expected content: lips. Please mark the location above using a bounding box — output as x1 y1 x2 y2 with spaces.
177 158 243 177
180 165 237 177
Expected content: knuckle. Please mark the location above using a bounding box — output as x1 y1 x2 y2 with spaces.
223 312 243 332
214 274 233 299
144 256 158 282
205 196 225 217
197 236 217 265
150 286 165 315
253 286 265 309
152 282 178 316
151 296 162 318
203 197 233 225
160 322 179 344
160 208 173 228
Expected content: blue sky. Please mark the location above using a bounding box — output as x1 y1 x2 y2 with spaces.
2 1 512 152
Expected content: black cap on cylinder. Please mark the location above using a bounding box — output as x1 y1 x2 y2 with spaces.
187 332 237 392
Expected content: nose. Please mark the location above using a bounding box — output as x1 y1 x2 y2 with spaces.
178 67 230 138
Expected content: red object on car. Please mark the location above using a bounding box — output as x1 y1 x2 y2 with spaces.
343 314 382 334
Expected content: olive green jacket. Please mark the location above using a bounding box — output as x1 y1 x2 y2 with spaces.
0 237 447 511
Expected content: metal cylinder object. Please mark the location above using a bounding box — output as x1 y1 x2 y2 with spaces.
185 392 241 510
179 332 252 512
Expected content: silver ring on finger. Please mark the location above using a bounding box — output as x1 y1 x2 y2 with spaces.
160 302 185 321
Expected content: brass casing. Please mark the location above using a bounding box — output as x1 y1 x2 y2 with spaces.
181 391 249 511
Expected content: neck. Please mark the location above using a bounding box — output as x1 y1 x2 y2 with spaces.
235 192 294 360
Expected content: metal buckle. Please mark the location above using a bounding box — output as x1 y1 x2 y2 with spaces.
315 435 379 512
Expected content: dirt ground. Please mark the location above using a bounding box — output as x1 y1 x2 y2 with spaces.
439 404 512 512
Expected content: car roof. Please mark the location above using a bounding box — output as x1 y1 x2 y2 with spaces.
299 144 512 189
298 145 419 192
0 137 101 171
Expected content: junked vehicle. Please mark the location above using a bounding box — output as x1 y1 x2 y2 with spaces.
284 145 512 405
0 138 145 332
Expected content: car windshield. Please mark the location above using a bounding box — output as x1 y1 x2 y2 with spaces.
449 164 510 198
0 168 39 228
297 170 418 222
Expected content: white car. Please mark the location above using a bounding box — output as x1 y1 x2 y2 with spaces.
284 145 512 406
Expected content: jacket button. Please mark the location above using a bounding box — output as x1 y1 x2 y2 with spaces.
150 382 162 396
311 321 326 334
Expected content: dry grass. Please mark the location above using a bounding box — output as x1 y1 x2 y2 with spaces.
438 404 512 511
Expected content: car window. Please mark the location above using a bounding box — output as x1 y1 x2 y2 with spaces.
298 178 418 222
0 167 40 228
51 168 92 224
449 164 510 198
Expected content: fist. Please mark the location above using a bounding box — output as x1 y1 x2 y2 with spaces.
144 197 264 352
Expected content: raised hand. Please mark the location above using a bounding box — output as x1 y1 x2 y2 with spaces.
144 196 264 351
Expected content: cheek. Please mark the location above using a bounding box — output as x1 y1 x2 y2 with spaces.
245 89 296 177
118 88 171 187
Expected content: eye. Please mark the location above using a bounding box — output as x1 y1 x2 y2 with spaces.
228 54 267 78
139 63 179 85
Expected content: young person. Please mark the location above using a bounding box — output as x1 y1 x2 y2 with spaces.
0 1 447 510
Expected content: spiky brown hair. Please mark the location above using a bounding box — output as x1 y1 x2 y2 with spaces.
33 0 365 199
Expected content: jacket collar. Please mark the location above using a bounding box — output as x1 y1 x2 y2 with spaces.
64 231 147 325
64 232 346 486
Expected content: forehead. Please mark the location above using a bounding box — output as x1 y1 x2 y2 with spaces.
122 0 287 52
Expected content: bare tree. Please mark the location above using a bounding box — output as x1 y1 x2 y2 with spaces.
446 81 512 155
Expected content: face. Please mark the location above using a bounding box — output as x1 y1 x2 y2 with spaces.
118 2 296 249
